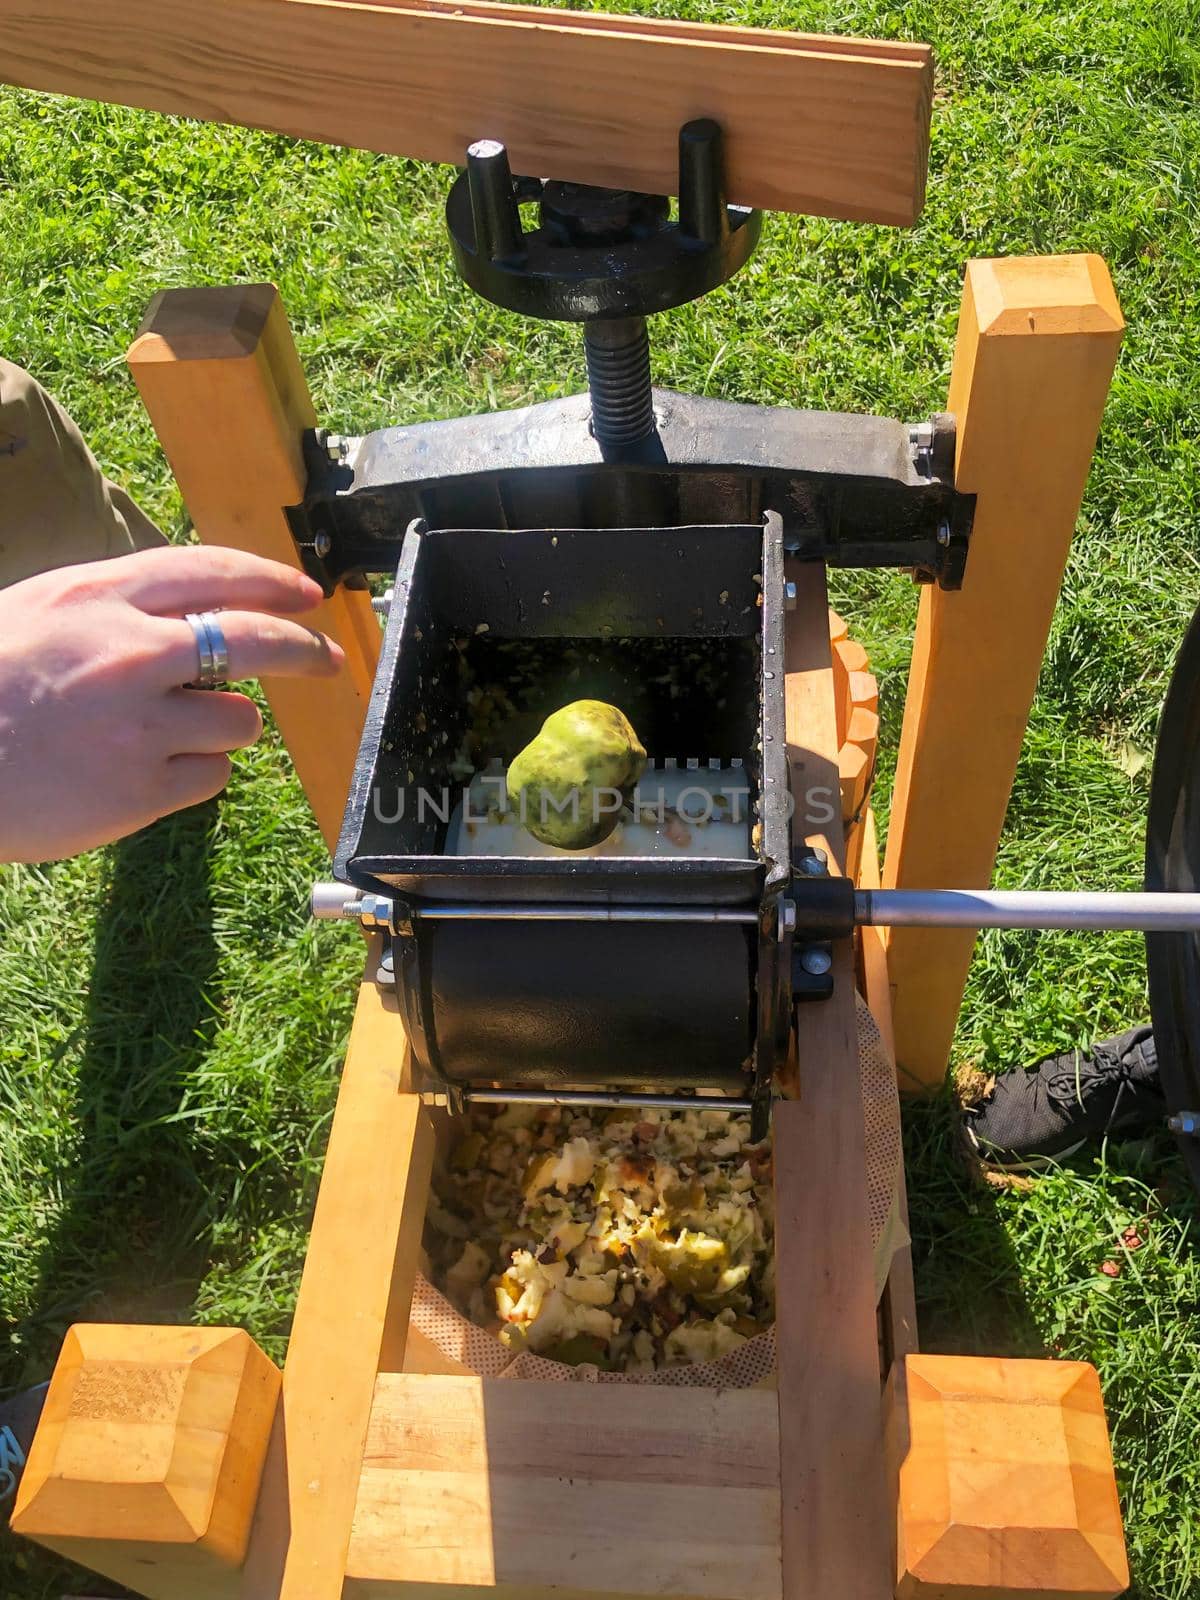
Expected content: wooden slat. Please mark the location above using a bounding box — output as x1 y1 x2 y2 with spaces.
241 955 436 1600
848 669 879 715
127 283 380 851
842 703 878 883
0 0 932 225
777 565 892 1600
882 256 1124 1087
856 809 895 1063
345 1375 782 1600
856 810 918 1364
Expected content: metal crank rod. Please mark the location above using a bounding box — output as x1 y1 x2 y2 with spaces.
463 1087 755 1113
853 888 1200 932
312 883 1200 933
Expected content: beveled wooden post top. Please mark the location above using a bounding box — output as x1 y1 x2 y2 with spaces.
890 1353 1129 1600
13 1324 280 1568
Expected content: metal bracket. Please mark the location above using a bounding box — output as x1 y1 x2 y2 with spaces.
447 122 760 324
286 402 973 594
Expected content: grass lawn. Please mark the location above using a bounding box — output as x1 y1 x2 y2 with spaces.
1 0 1199 1594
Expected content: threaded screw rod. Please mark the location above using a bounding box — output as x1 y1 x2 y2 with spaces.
584 316 656 456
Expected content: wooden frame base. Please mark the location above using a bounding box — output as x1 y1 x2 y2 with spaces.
14 261 1130 1599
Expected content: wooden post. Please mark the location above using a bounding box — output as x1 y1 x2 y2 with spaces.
883 256 1124 1087
777 566 892 1600
886 1354 1129 1599
829 613 879 884
127 283 380 851
266 963 435 1600
11 1325 280 1600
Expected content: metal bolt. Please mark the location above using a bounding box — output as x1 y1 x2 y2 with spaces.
359 893 396 931
314 532 332 559
372 587 395 617
325 432 349 462
778 900 797 939
936 519 951 548
784 579 798 611
909 421 935 473
310 883 394 930
1168 1111 1200 1137
312 884 363 919
799 946 833 977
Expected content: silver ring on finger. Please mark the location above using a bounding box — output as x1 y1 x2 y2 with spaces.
184 611 231 690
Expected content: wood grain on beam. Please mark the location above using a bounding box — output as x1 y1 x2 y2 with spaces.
0 0 932 224
345 1374 782 1599
883 256 1124 1087
777 566 892 1600
253 960 436 1600
127 283 380 851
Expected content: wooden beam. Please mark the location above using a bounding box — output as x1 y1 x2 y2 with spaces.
882 256 1123 1087
777 565 892 1600
127 283 380 852
0 0 932 225
856 809 918 1364
263 958 435 1600
344 1375 782 1599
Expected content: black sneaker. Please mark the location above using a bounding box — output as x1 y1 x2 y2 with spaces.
963 1026 1166 1171
0 1382 48 1523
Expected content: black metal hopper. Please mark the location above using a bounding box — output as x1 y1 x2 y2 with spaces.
335 514 789 908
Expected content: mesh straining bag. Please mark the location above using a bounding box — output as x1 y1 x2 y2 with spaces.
410 993 903 1387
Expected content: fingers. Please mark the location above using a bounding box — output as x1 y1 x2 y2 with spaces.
163 688 264 755
158 752 234 814
156 611 345 687
104 546 326 619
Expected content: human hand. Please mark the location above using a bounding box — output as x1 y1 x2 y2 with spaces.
0 546 345 863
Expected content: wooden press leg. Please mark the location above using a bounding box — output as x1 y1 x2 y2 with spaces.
261 961 435 1600
127 284 380 851
777 566 892 1600
883 256 1124 1088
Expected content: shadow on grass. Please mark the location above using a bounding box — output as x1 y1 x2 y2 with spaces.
3 804 223 1597
903 1088 1046 1357
24 805 223 1344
